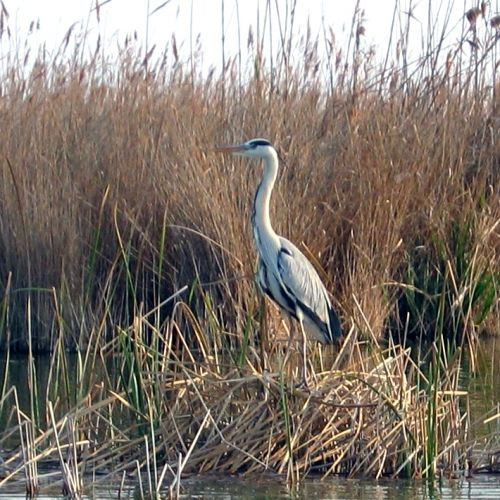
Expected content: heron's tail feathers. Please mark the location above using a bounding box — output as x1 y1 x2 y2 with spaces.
327 305 343 342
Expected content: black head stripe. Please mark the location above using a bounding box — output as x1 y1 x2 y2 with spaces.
249 139 271 148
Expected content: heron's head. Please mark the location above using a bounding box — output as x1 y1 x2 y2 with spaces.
216 138 275 159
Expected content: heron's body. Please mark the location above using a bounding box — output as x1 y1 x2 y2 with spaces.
217 138 342 384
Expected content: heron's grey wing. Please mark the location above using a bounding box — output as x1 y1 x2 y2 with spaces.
277 238 342 342
276 238 329 316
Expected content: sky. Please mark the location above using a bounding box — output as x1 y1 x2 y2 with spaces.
0 1 497 73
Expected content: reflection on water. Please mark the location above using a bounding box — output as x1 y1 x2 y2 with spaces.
0 352 84 434
463 336 500 436
178 474 500 499
1 474 500 499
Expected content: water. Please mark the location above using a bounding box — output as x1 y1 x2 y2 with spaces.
1 474 500 499
462 336 500 432
179 475 500 499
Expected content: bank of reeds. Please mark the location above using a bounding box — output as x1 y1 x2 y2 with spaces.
0 0 499 494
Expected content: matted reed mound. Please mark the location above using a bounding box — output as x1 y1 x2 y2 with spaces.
0 307 481 494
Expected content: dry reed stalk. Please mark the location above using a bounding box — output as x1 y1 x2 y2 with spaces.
48 402 83 498
14 393 39 496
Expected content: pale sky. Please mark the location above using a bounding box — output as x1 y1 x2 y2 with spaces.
0 1 496 73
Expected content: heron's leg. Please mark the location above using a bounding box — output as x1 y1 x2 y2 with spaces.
299 318 308 388
318 344 324 373
259 294 268 371
281 315 295 375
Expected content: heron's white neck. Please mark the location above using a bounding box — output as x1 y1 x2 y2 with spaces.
252 149 279 243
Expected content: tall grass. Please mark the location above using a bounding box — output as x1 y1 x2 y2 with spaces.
0 0 498 494
0 3 498 351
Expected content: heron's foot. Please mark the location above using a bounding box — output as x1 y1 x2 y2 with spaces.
295 377 310 391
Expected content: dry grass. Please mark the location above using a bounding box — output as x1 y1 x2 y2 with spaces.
0 0 499 495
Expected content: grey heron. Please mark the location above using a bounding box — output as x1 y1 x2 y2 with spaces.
217 138 342 386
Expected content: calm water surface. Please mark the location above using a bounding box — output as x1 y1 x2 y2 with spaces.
1 474 500 499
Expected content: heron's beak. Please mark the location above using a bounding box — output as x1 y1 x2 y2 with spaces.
214 144 248 154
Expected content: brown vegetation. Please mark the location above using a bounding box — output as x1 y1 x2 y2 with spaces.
0 0 498 495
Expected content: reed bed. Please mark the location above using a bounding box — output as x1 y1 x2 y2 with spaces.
0 2 497 352
0 0 499 495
